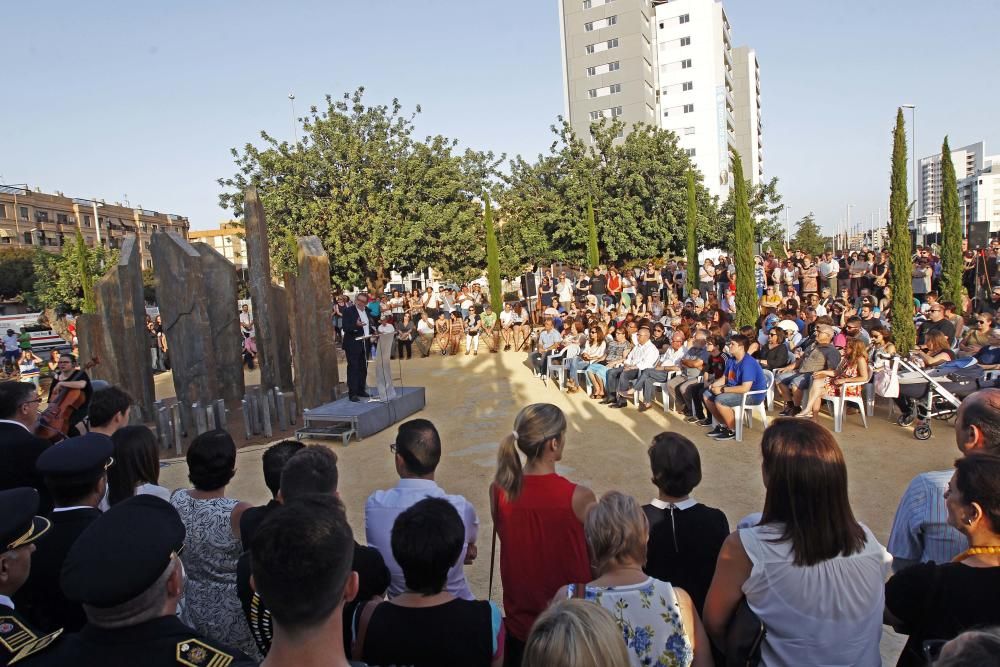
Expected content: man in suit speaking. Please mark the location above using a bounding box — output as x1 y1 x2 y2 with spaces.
341 292 373 402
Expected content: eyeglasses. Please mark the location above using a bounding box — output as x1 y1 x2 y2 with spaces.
978 320 989 325
929 308 943 313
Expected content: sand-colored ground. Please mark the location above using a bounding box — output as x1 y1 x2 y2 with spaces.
159 349 957 663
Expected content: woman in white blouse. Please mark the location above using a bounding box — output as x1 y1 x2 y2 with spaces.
704 419 891 667
107 425 171 506
565 327 607 394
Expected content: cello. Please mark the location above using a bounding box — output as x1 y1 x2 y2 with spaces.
35 357 99 443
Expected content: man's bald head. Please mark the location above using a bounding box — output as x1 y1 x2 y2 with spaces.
955 388 1000 456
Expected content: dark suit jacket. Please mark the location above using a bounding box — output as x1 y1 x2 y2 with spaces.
0 421 52 512
15 507 101 632
341 305 372 350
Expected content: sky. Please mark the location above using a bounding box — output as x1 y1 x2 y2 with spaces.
3 0 999 239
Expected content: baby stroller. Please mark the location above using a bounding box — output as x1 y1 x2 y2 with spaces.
893 357 980 440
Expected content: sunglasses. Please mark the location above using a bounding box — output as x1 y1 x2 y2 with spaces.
978 320 989 325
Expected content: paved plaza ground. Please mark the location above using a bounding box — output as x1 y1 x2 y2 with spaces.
157 350 956 663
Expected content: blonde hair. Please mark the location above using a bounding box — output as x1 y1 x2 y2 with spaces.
585 491 649 575
523 599 631 667
494 404 567 501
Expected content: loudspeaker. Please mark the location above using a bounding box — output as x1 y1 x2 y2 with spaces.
521 272 538 299
969 221 991 249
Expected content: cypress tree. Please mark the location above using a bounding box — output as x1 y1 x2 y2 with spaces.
889 108 916 355
586 193 599 269
484 193 503 313
685 170 699 297
76 230 96 314
939 135 964 306
731 151 756 328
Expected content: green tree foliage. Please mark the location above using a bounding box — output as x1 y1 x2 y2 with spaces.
586 193 599 269
0 248 37 302
484 193 503 313
791 213 827 256
889 108 916 355
218 88 502 292
141 269 158 304
719 176 785 249
939 136 964 306
731 151 756 328
30 238 117 313
497 118 721 270
76 231 96 314
685 170 699 296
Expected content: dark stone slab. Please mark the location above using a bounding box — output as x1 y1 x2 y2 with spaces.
289 236 339 410
193 242 245 402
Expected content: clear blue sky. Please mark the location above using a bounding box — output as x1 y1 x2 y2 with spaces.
3 0 999 238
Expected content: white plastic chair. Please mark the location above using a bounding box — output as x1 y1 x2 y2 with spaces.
734 369 773 442
632 371 677 412
546 348 575 388
822 380 869 433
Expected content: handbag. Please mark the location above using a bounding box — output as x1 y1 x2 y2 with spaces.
724 598 766 667
874 358 900 398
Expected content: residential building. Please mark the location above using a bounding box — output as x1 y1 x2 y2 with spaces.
558 0 763 200
915 141 1000 240
959 154 1000 238
188 221 248 268
0 185 189 269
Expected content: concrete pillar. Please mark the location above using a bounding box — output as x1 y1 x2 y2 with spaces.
243 187 293 391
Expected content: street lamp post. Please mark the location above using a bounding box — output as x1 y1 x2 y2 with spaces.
289 93 299 144
902 104 918 245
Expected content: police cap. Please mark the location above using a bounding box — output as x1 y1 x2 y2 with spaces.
0 487 50 552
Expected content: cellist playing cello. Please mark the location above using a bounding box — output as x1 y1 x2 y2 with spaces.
45 353 92 437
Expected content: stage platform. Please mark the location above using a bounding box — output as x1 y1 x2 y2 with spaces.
298 386 426 442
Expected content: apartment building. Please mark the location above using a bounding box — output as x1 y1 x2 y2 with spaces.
917 141 1000 237
0 185 189 269
188 221 248 268
558 0 763 200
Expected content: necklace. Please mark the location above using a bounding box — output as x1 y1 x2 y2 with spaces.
953 546 1000 562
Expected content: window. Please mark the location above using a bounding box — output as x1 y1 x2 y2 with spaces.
585 20 594 31
609 37 619 49
36 211 49 223
583 0 591 7
19 206 28 221
590 110 601 120
610 83 621 94
144 259 153 269
47 238 58 247
684 104 694 112
608 15 617 26
588 83 621 98
22 232 32 245
683 81 693 91
612 106 623 117
686 148 696 157
659 22 664 29
684 126 696 135
680 36 690 46
0 235 9 245
84 215 91 227
585 16 616 31
679 14 690 23
609 60 620 71
0 204 6 219
663 110 669 117
587 61 620 76
681 59 692 68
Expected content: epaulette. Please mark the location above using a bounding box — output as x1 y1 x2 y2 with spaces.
7 628 63 665
0 616 37 656
176 638 234 667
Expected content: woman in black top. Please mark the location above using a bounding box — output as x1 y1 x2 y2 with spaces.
396 312 415 359
354 498 503 667
642 432 729 614
885 453 1000 667
757 327 791 370
538 277 554 309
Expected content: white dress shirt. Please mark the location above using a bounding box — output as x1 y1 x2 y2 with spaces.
657 345 688 368
625 341 660 370
365 478 479 600
356 305 370 337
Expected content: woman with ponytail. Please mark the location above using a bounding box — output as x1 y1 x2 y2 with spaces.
490 403 595 666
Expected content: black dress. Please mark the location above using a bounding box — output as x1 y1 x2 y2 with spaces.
885 561 1000 667
642 499 729 614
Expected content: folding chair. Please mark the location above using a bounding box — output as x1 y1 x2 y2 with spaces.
822 380 869 433
733 369 773 442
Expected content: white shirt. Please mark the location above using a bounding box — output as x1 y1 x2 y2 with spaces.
0 594 13 610
500 310 515 326
657 345 687 368
741 522 891 667
365 478 479 600
2 335 18 351
625 340 660 370
557 279 574 301
0 419 30 432
417 319 434 335
356 305 370 337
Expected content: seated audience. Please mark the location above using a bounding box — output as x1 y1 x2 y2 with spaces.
894 330 955 424
704 419 891 666
702 334 767 441
239 439 305 549
933 627 1000 667
775 323 840 416
0 381 53 511
107 425 171 506
586 327 630 400
522 599 630 667
354 498 503 666
799 338 870 419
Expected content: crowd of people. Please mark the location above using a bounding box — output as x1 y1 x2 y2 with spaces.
2 367 1000 665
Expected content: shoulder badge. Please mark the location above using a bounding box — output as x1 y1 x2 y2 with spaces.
176 638 234 667
0 616 36 655
7 629 63 665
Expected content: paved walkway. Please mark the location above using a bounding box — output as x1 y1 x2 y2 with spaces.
159 349 950 663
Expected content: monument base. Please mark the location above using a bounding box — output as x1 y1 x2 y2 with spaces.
298 386 426 442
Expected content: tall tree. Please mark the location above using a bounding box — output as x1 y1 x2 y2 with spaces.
718 176 785 249
218 88 502 292
791 213 827 256
939 135 964 306
586 193 599 269
731 151 756 328
685 169 699 296
483 193 503 313
76 231 96 314
889 108 916 355
0 248 37 302
29 237 117 313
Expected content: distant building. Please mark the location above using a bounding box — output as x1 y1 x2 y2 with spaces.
188 221 247 268
557 0 763 199
916 141 1000 239
0 185 189 269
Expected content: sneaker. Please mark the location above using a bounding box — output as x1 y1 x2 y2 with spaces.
685 415 702 423
712 429 736 441
780 405 800 417
707 425 726 436
698 417 714 427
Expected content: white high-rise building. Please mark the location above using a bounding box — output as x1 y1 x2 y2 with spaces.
558 0 762 200
917 141 1000 239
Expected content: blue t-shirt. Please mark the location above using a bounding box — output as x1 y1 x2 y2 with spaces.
724 354 768 404
367 301 382 318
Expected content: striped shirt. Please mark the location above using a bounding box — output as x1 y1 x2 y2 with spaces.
887 469 967 571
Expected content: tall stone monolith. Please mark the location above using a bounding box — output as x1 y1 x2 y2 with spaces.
88 236 156 421
243 187 293 391
150 232 219 437
193 242 245 402
289 236 339 410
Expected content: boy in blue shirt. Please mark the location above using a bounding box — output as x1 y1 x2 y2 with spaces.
702 334 768 441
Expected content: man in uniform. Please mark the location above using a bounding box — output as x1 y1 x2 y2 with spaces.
0 488 52 667
13 495 256 666
14 434 112 633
